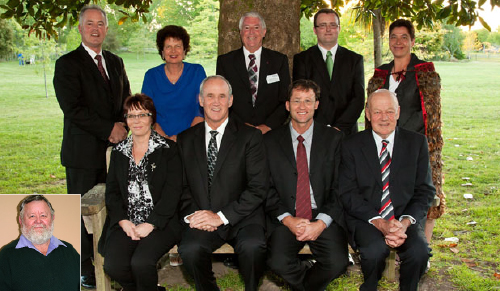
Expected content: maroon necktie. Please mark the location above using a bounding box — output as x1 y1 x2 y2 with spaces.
94 55 109 85
295 135 312 220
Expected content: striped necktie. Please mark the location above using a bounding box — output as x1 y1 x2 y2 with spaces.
379 140 394 220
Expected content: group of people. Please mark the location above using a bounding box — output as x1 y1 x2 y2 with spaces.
50 4 444 291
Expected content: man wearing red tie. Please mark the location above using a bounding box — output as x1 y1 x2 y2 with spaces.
265 80 348 291
339 89 435 291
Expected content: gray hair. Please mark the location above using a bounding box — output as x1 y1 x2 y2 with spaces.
199 75 233 98
366 89 399 109
238 12 266 31
79 5 108 27
19 195 55 219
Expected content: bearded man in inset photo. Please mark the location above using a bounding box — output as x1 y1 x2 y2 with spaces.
0 195 80 290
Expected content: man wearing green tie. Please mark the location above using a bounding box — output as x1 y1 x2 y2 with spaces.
293 8 365 136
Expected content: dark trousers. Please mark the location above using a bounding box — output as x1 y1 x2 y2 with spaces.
66 167 106 269
178 224 267 291
103 226 179 291
354 220 430 291
267 221 349 291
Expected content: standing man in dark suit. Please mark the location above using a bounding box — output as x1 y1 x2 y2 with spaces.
293 8 364 136
216 12 290 135
339 89 435 291
265 80 348 291
177 75 268 291
53 5 130 288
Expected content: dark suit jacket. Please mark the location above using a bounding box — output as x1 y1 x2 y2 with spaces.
264 123 346 232
53 44 131 169
216 47 290 129
98 135 183 254
293 45 364 135
177 118 269 240
339 127 435 232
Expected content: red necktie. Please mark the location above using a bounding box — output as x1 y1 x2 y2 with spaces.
94 55 109 85
295 135 312 220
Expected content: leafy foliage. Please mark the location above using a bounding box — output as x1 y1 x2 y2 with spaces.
0 0 152 39
0 18 14 58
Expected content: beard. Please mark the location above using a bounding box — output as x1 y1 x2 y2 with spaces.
21 220 54 245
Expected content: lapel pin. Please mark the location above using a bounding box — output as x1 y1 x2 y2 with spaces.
151 163 156 171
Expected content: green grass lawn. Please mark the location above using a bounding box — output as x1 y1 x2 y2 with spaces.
0 54 498 289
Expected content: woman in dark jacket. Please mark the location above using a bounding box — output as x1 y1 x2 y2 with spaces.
100 93 182 291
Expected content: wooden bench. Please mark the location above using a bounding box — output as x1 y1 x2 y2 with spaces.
83 181 434 288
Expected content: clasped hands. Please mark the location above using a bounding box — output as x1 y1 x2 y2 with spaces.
119 220 154 240
187 210 223 232
282 216 326 242
372 218 409 248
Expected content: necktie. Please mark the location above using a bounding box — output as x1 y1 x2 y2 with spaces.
94 55 109 85
248 54 258 107
326 51 333 80
295 135 312 220
379 140 394 220
207 130 218 191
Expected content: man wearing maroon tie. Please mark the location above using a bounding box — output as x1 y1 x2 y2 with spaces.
339 89 435 291
264 80 348 291
53 5 130 288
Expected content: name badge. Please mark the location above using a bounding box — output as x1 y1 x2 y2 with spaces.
266 74 280 84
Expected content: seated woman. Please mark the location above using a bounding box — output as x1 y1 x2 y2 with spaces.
99 93 182 291
142 25 206 142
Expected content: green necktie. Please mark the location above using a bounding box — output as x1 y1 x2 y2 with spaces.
326 51 333 79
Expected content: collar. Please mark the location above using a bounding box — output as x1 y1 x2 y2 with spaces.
16 234 67 256
115 130 170 159
81 42 102 59
372 129 395 155
205 117 229 136
290 121 314 143
317 43 338 61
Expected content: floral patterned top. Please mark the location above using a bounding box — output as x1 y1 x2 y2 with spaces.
114 130 170 225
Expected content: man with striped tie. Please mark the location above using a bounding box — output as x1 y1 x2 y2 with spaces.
339 89 435 291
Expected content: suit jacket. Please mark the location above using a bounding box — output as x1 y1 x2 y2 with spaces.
264 123 346 232
216 47 290 129
98 134 183 254
293 45 364 136
53 44 131 169
177 118 269 240
339 127 435 232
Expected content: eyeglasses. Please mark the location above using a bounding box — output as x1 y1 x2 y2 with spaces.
315 23 339 30
124 113 152 119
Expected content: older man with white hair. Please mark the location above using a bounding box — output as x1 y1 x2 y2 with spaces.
216 11 290 135
0 195 80 290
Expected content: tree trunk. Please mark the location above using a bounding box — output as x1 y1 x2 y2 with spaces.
372 9 384 68
218 0 301 71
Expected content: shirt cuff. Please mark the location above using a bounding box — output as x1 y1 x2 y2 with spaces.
368 216 382 225
399 215 416 224
316 213 332 228
184 213 193 224
217 211 229 225
277 212 292 222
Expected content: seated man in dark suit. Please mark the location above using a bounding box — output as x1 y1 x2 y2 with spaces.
293 8 364 136
265 79 348 291
177 75 269 291
216 12 290 134
339 89 435 291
